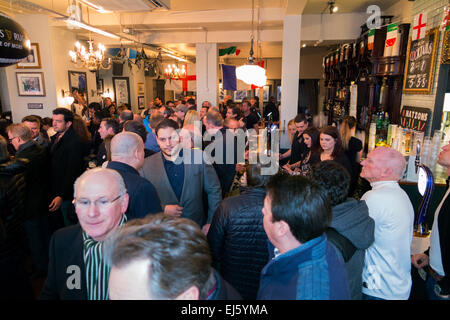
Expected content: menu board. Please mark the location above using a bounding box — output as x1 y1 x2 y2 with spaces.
399 105 431 132
403 28 439 94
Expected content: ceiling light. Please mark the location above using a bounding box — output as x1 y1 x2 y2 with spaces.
65 19 120 39
236 0 267 87
302 43 307 48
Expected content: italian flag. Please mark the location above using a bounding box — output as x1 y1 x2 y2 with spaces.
368 29 375 51
219 46 241 57
385 23 398 48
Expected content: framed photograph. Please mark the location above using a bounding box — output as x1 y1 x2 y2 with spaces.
138 96 145 109
68 70 88 104
137 82 145 94
113 77 131 106
255 85 270 102
16 43 41 69
27 103 43 109
96 78 104 94
16 72 45 96
234 90 247 102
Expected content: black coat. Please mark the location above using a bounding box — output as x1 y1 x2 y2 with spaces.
207 187 269 300
15 140 50 219
50 126 87 201
106 161 162 220
0 158 28 256
40 224 87 300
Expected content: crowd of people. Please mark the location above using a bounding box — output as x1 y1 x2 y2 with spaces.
0 95 449 301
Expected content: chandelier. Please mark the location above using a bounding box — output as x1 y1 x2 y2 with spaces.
164 64 186 79
69 40 112 72
236 0 267 87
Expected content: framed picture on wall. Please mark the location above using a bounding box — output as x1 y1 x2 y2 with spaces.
234 90 247 102
255 85 270 102
68 70 88 105
113 77 131 106
137 82 145 95
16 43 41 69
138 96 145 109
96 78 104 94
16 72 46 96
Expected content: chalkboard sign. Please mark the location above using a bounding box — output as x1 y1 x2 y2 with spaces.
399 105 431 132
403 28 439 94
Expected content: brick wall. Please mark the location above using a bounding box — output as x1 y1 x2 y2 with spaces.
400 0 448 134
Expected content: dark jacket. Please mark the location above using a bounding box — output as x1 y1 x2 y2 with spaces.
0 158 28 256
207 187 268 300
330 198 375 300
40 224 87 300
15 140 50 219
208 270 242 300
257 234 351 300
50 126 87 201
204 128 240 197
106 161 162 220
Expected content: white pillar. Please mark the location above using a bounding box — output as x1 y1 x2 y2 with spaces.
196 43 218 108
280 15 302 149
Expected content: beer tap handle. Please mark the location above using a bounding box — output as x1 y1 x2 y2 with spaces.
415 139 421 174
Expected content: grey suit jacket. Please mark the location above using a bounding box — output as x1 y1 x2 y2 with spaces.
140 149 222 227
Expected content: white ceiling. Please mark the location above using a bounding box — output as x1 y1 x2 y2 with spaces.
0 0 405 61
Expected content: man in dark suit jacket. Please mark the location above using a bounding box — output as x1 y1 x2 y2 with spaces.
48 108 87 227
107 132 161 220
7 123 50 277
141 119 221 234
40 167 129 300
203 111 243 197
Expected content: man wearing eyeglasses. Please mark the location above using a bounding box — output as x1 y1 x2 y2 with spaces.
40 167 129 300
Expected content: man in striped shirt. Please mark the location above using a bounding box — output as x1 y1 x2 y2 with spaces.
40 168 129 300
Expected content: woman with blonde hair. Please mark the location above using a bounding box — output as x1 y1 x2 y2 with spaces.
183 110 201 127
287 119 296 144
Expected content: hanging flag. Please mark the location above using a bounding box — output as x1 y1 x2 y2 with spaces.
367 29 375 51
107 48 121 57
219 46 241 56
412 12 427 40
442 7 450 31
221 64 237 91
384 23 398 57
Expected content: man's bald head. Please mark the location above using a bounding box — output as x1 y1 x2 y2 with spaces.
361 147 406 183
111 132 145 170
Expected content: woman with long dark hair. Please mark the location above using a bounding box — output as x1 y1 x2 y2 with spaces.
283 126 320 176
340 116 363 193
310 126 353 177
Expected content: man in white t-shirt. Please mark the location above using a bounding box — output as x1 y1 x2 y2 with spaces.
360 147 414 300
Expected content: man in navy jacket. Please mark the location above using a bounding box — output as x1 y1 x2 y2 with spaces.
258 173 350 300
107 132 161 220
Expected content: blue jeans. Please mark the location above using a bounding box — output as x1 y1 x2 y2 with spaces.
426 273 450 300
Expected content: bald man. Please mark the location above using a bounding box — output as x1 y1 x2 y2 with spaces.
106 132 162 220
40 168 130 300
359 147 414 300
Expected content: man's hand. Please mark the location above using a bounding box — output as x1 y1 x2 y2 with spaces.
202 223 211 235
411 253 429 269
49 196 63 212
164 205 183 217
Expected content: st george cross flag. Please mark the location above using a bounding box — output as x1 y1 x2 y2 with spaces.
221 64 237 91
412 12 427 40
